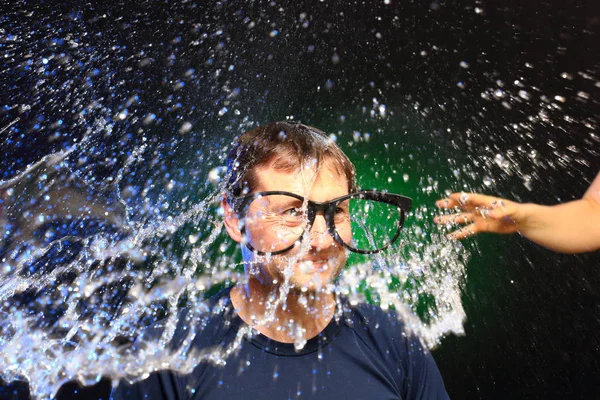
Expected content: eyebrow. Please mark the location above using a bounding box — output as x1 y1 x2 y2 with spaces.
262 196 303 207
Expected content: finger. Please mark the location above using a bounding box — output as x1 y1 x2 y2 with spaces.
446 223 479 240
435 198 457 209
487 202 517 220
449 192 508 208
433 212 476 225
437 192 512 212
436 193 483 209
473 206 502 219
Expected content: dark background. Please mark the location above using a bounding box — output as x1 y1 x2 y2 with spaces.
2 0 600 398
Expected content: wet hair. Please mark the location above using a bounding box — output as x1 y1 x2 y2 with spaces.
225 121 357 197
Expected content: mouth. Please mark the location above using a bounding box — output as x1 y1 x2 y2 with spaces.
298 259 331 273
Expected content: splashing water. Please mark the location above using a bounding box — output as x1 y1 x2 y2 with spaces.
2 1 598 398
0 143 468 398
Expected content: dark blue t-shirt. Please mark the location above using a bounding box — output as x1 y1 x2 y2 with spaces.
112 288 449 400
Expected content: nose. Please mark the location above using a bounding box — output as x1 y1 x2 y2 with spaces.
309 214 335 250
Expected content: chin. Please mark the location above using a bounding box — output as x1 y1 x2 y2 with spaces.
288 277 327 293
288 265 341 293
259 256 345 290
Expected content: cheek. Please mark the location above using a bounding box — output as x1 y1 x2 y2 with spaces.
336 221 352 244
337 248 348 265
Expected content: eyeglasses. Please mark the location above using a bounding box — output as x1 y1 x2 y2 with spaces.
229 190 412 255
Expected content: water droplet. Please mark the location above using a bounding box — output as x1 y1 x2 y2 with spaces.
179 121 192 134
529 149 538 159
518 90 531 100
560 72 573 80
523 175 533 191
577 91 589 100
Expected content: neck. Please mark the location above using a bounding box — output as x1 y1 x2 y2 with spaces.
230 277 336 343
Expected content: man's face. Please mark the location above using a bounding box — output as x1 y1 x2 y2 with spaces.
228 160 350 292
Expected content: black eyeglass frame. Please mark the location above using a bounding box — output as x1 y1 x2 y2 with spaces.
229 190 412 255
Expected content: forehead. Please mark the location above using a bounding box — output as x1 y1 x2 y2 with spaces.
252 160 349 201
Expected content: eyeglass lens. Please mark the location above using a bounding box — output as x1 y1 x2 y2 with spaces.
241 194 403 254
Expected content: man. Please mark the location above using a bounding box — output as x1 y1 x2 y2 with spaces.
113 121 449 399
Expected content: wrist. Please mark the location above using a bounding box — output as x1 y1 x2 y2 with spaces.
515 202 552 235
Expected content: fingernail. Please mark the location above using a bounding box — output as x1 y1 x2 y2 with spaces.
433 216 439 223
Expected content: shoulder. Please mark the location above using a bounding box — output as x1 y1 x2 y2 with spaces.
344 301 449 399
178 286 239 349
135 286 237 351
342 300 437 369
111 288 238 400
340 300 419 362
345 301 412 343
350 302 406 328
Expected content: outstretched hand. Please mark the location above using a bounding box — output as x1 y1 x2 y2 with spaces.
433 193 523 239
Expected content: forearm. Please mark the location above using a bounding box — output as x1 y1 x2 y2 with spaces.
518 199 600 253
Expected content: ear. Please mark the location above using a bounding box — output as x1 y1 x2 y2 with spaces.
222 195 243 243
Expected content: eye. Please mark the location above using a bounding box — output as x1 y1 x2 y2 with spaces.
334 206 349 221
335 202 350 214
282 207 304 217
